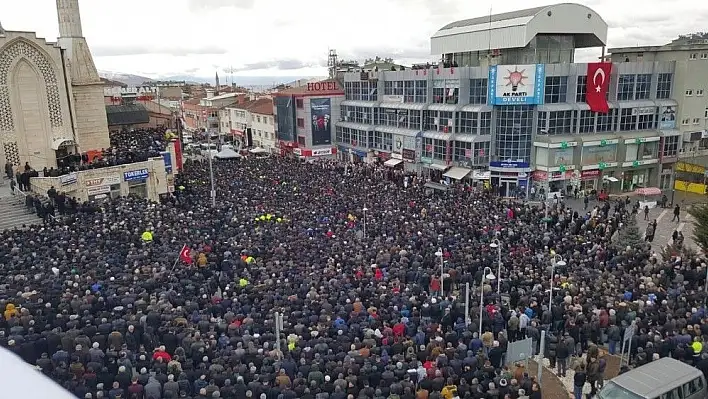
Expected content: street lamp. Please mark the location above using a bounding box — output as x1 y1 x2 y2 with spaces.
435 248 444 296
479 266 496 337
490 239 502 294
207 127 216 207
362 206 368 238
549 255 566 311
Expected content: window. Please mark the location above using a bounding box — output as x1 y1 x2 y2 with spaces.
480 112 492 135
702 53 708 59
698 89 705 96
432 79 459 104
578 110 595 133
576 75 587 102
344 106 372 124
662 135 679 158
656 73 672 99
548 110 574 134
423 110 454 132
454 140 490 165
544 76 568 103
469 78 488 104
344 81 378 101
617 74 636 101
705 107 708 118
619 108 637 131
681 118 690 125
384 80 404 96
457 111 478 134
596 109 616 132
296 99 304 108
693 118 701 124
374 107 399 127
256 116 261 123
637 113 656 130
689 53 698 60
422 138 447 160
684 377 704 397
409 110 421 129
635 74 651 100
537 111 548 134
404 80 427 103
297 118 304 128
494 105 534 162
686 89 693 96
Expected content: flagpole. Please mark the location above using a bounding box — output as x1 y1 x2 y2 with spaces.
171 244 186 271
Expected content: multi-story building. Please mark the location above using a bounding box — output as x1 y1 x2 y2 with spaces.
180 90 248 134
608 34 708 194
222 98 276 151
335 3 682 196
273 80 343 158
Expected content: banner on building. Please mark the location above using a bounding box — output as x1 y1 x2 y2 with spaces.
160 151 173 174
659 106 676 129
488 64 545 105
310 98 332 146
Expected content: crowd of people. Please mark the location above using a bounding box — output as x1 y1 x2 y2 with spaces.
0 151 707 399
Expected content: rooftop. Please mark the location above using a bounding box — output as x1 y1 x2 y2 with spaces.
227 98 274 115
431 3 607 55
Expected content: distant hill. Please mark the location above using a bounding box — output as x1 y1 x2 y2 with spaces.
98 71 153 87
100 71 325 88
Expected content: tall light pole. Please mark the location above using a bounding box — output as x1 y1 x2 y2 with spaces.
435 248 444 296
362 206 368 238
479 266 496 337
490 239 502 294
549 254 566 311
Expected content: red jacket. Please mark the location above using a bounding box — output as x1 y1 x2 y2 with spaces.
152 350 172 362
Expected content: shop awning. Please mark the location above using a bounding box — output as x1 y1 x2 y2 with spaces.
604 176 619 182
424 182 449 191
443 167 471 180
105 103 150 126
471 170 491 180
427 163 449 171
384 158 403 167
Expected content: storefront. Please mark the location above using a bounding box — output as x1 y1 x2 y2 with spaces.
531 169 574 197
619 159 659 191
293 147 337 160
579 169 600 192
85 176 121 202
336 145 366 163
489 161 531 198
123 168 149 198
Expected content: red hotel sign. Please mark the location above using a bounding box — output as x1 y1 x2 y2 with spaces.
307 81 338 92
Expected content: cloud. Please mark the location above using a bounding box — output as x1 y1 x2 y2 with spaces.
187 0 255 12
93 45 228 57
231 59 324 71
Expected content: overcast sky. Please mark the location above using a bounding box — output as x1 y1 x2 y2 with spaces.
3 0 708 79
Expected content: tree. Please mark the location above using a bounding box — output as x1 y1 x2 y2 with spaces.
614 214 644 250
688 204 708 254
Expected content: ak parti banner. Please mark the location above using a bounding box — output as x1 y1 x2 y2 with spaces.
586 62 612 114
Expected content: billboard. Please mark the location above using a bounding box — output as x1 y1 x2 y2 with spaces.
553 148 573 166
310 98 332 146
581 144 617 164
488 64 545 105
660 106 676 129
275 96 295 142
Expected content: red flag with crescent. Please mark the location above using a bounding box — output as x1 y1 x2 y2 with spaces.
179 245 193 264
586 62 612 114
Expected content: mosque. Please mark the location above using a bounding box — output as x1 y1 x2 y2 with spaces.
0 0 110 171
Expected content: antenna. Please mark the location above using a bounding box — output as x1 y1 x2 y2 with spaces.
487 6 493 54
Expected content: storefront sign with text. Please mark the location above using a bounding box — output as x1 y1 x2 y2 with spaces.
307 82 338 92
85 176 120 187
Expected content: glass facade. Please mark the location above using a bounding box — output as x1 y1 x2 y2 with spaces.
494 106 534 162
336 60 678 189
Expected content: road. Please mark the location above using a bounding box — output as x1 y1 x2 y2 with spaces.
561 195 696 250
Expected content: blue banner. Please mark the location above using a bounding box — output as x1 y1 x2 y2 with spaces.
490 161 530 169
123 169 149 181
161 151 173 174
488 64 545 105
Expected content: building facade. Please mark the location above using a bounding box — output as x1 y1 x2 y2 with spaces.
0 0 110 171
222 98 276 151
273 81 343 159
334 3 683 196
608 35 708 194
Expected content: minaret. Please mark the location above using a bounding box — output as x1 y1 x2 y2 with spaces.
55 0 110 152
215 71 220 95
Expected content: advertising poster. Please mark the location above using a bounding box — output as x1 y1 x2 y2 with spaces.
310 98 332 146
173 139 183 172
553 148 573 165
488 64 545 105
160 151 173 174
582 144 617 164
660 106 676 129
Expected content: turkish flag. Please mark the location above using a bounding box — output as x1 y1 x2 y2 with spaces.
586 62 612 113
179 245 193 264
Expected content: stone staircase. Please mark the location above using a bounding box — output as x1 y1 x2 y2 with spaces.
0 193 42 231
